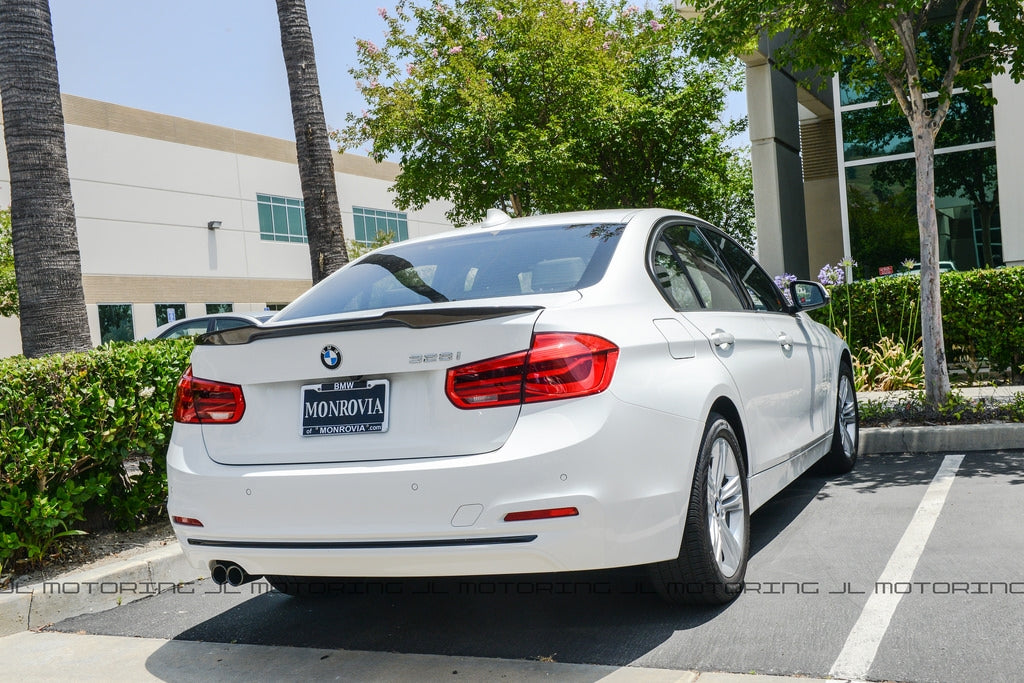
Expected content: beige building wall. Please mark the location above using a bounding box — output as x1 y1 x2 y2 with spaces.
0 95 454 355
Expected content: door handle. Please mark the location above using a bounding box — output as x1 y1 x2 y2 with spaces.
710 330 735 349
778 333 793 350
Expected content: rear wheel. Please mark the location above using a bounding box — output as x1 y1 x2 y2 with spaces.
649 414 749 605
816 362 858 474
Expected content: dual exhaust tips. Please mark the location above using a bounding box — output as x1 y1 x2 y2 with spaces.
210 561 259 587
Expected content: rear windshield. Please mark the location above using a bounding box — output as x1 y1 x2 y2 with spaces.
276 222 624 321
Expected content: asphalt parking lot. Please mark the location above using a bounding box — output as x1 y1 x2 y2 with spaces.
30 449 1023 683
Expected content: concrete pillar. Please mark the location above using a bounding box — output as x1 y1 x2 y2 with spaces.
993 71 1024 267
746 61 810 278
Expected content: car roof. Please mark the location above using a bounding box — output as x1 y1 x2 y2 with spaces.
357 208 701 258
141 312 272 340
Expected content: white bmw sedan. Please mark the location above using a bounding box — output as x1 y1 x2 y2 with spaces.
167 208 857 604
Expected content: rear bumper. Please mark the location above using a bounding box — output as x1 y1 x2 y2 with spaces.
167 396 701 578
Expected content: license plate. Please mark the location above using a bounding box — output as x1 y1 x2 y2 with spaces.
300 379 390 436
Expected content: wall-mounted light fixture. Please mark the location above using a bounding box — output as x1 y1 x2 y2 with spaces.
207 220 222 230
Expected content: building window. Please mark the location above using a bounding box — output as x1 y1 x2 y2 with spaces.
206 303 233 314
257 193 307 243
98 304 134 344
156 303 187 327
352 206 409 245
841 91 994 162
846 148 1001 277
263 303 288 311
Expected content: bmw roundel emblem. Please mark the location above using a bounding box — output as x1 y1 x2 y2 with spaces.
320 345 342 370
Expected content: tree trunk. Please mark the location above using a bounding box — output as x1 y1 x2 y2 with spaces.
911 116 951 404
276 0 348 285
0 0 92 357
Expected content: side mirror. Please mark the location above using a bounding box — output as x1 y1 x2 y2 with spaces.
789 280 830 312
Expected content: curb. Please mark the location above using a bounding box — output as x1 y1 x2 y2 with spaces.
2 423 1021 639
860 423 1024 454
0 542 201 638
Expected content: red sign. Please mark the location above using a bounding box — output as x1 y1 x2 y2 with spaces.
878 265 894 276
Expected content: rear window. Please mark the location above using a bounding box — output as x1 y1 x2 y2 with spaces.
276 223 624 321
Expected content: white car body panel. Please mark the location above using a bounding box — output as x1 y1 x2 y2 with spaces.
167 208 852 581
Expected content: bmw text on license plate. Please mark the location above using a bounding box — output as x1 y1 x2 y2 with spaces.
300 379 390 436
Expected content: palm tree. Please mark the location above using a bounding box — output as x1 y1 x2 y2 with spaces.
0 0 92 357
275 0 349 284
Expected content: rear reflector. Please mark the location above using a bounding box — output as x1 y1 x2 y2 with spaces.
172 516 204 527
504 507 580 522
446 332 618 409
173 366 246 424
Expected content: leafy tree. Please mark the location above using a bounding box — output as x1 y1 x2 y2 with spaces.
0 0 93 357
338 0 751 245
689 0 1024 404
276 0 349 284
0 208 16 318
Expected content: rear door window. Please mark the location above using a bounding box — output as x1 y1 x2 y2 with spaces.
651 224 745 312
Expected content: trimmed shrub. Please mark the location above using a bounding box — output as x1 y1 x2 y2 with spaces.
0 339 192 569
810 266 1024 381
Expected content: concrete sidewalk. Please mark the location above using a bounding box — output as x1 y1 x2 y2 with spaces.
0 630 846 683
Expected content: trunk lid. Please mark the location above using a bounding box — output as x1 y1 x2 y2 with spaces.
191 302 562 466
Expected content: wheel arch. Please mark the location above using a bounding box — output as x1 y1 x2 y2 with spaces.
708 396 748 477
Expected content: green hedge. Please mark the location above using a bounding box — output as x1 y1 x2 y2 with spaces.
0 339 193 569
810 266 1024 377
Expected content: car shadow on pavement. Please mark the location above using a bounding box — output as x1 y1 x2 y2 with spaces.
131 472 836 678
823 450 1024 497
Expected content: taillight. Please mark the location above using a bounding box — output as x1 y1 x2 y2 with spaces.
173 366 246 424
446 333 618 409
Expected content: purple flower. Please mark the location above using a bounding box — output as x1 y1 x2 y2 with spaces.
377 7 388 19
649 19 664 31
774 273 797 290
585 16 595 27
817 263 845 287
774 273 797 304
448 45 463 54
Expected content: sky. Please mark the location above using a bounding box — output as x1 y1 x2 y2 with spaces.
49 0 746 154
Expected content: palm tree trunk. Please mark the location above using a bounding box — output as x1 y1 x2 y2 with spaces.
911 116 951 405
276 0 348 285
0 0 92 357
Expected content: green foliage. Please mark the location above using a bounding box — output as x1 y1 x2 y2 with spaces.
0 207 16 318
689 1 1024 100
0 338 193 568
339 0 753 247
859 390 1024 428
854 336 924 392
811 267 1024 382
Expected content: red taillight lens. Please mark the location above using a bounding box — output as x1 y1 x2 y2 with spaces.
446 333 618 409
173 366 246 424
504 507 579 522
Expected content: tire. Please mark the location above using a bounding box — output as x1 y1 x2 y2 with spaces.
649 414 749 605
816 361 859 475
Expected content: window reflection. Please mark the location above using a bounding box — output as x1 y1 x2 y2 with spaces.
846 148 1001 277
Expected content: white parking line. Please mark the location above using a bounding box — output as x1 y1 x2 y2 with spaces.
829 453 965 680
